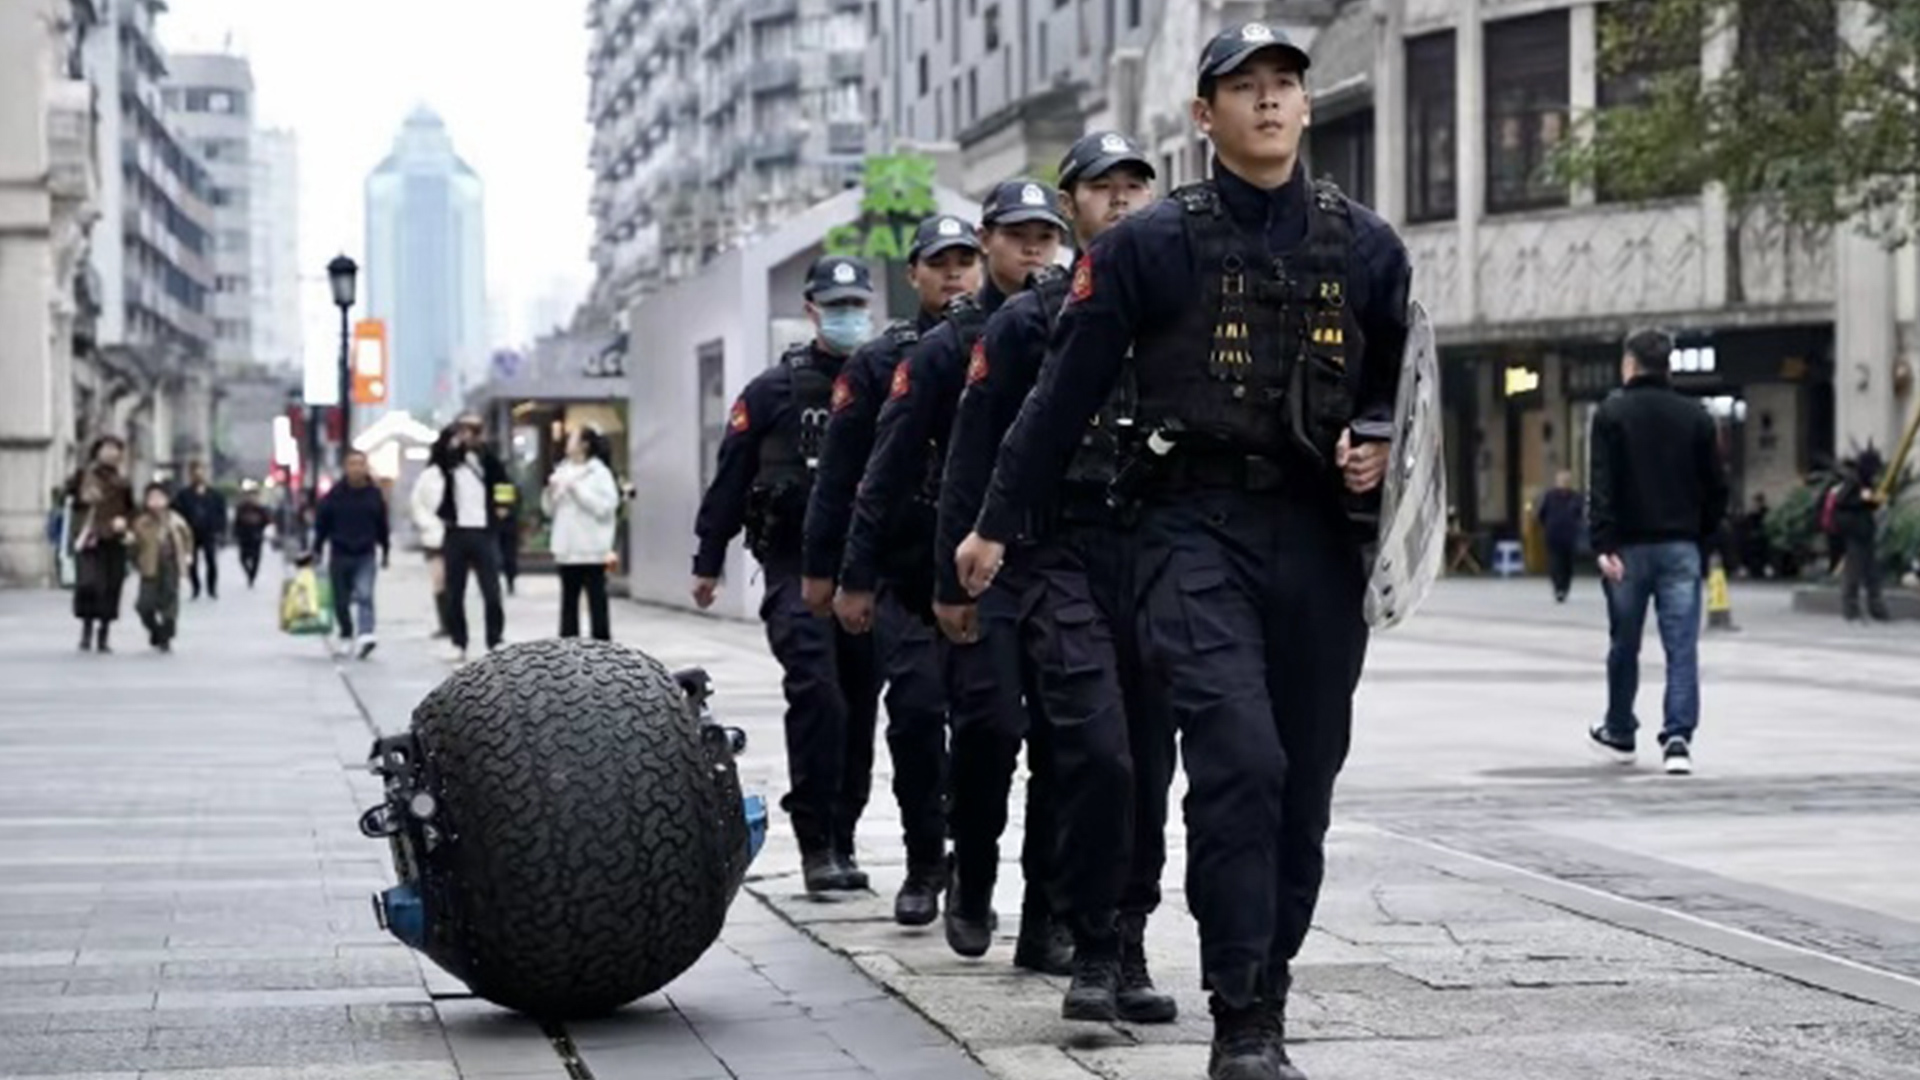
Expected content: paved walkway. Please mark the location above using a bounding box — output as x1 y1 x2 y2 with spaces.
5 553 1919 1079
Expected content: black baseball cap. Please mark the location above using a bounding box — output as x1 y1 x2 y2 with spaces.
980 178 1069 231
1058 130 1156 190
1197 21 1311 92
804 255 874 303
906 214 983 263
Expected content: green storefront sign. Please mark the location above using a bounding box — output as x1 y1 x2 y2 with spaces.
822 153 941 262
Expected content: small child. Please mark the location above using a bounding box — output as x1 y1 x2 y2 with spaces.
132 481 195 652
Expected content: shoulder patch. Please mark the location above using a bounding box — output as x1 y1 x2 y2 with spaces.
888 360 911 401
728 398 750 432
966 339 989 386
1068 252 1094 303
830 373 855 413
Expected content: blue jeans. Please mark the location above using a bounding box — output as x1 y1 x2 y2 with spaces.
1602 541 1701 746
330 552 378 639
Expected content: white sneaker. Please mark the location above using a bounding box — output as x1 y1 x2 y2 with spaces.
439 643 468 665
356 633 378 659
1662 737 1694 775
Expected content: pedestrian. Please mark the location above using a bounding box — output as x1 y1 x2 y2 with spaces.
232 481 272 588
171 460 227 600
131 481 194 653
544 426 622 640
692 254 882 896
410 425 456 639
496 482 522 597
1832 448 1891 623
953 24 1412 1079
437 414 510 663
65 435 136 654
1587 327 1731 776
1537 469 1584 602
313 449 390 659
801 213 982 925
936 131 1177 1023
840 178 1072 977
1739 492 1771 579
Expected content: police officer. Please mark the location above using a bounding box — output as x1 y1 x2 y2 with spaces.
955 25 1412 1080
800 215 984 925
692 254 884 896
838 180 1073 974
935 132 1177 1025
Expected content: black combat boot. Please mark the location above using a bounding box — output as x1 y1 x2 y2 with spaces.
943 855 996 958
1208 994 1279 1080
1011 888 1073 976
79 620 93 652
1116 913 1178 1023
894 860 944 926
94 622 111 654
801 848 844 894
830 852 869 891
1267 975 1307 1080
1060 922 1120 1021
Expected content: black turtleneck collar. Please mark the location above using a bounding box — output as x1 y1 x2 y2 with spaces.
1212 157 1309 251
1626 372 1671 390
978 277 1009 316
800 339 849 375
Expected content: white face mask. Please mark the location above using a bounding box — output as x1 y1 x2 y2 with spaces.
819 308 873 354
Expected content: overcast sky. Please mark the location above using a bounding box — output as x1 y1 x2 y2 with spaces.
160 0 594 357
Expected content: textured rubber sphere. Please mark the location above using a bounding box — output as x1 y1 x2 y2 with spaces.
408 639 750 1018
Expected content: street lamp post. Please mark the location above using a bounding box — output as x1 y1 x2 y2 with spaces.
328 254 359 468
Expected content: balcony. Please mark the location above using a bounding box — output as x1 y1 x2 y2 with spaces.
749 57 799 96
745 0 797 22
828 49 864 83
826 121 865 157
748 129 803 165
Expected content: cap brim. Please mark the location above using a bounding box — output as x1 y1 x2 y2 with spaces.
1204 41 1311 81
910 236 983 262
985 208 1069 229
1070 153 1157 186
810 285 872 303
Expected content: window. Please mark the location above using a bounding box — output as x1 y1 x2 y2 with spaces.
952 0 962 62
1126 0 1140 29
1484 11 1570 213
697 341 726 493
935 0 943 41
968 68 978 122
1596 0 1702 201
984 4 1001 51
952 76 961 132
1405 31 1456 222
1038 22 1049 83
869 0 879 36
936 87 945 137
918 53 929 95
1308 109 1374 207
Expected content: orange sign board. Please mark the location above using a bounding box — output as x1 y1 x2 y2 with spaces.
351 319 388 405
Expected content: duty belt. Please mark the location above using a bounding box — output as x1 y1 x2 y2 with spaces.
1151 450 1294 494
1025 481 1116 538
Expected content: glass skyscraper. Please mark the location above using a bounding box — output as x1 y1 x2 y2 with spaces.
364 107 486 422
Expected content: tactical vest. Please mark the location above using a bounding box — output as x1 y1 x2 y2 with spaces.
756 343 835 487
1024 263 1136 490
919 292 992 497
1131 179 1359 466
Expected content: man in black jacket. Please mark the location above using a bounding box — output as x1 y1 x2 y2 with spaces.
172 461 227 600
1586 328 1730 776
313 450 391 659
440 414 511 663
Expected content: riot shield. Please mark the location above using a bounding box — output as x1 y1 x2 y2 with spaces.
1364 300 1445 630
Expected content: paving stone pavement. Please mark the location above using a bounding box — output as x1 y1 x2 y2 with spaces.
8 554 1919 1080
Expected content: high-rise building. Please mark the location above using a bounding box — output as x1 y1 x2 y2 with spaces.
364 107 487 422
164 53 255 370
248 128 303 372
82 0 217 481
584 0 870 312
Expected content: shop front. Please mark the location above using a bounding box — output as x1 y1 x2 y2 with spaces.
1441 324 1835 569
468 333 634 586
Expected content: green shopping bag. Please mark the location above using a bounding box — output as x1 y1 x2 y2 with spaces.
280 565 335 636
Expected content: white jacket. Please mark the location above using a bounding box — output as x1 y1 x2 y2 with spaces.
542 457 621 566
409 466 446 551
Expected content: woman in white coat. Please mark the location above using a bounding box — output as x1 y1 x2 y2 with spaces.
543 427 622 640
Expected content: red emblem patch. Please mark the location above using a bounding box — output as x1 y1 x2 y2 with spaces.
1068 254 1093 303
966 340 989 386
889 360 911 401
728 399 750 432
830 374 854 413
